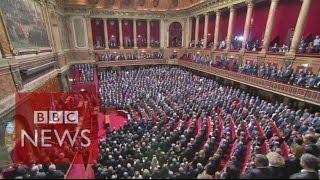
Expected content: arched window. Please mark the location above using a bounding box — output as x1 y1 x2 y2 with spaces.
169 22 182 48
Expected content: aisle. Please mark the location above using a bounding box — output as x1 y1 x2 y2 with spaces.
109 111 128 130
65 153 86 179
83 110 127 179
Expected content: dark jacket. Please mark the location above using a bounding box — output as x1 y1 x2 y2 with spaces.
285 157 302 178
289 171 319 179
242 167 273 179
268 166 286 179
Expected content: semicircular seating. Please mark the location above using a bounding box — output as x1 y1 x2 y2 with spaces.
94 66 320 179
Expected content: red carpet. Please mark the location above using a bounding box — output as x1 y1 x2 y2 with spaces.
66 153 86 179
67 110 128 179
83 113 108 179
98 113 107 138
109 111 128 131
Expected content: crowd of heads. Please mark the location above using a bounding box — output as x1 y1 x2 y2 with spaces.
95 66 320 179
186 35 320 55
123 38 160 48
269 35 320 54
245 40 263 52
181 53 240 71
187 38 262 51
189 40 206 49
239 62 320 89
1 163 65 179
298 36 320 54
181 53 320 90
71 64 95 83
96 51 164 61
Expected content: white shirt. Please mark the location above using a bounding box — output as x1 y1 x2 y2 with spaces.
313 38 320 46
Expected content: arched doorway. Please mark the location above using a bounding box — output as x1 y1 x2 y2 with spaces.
169 22 182 48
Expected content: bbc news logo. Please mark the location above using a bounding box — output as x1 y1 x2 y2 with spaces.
15 93 96 165
21 110 91 148
34 111 79 124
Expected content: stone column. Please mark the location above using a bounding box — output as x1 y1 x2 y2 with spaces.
85 17 94 50
160 19 165 48
226 6 235 50
242 0 254 51
103 19 109 50
166 29 170 48
185 17 192 48
181 29 184 48
203 13 209 48
195 16 200 45
133 19 137 49
289 0 313 54
0 9 13 58
147 19 151 48
213 10 221 50
118 19 124 49
261 0 280 53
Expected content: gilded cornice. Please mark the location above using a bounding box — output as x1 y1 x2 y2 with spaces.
89 9 165 19
62 0 272 19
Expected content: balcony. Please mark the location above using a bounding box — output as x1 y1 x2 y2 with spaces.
97 59 167 68
178 60 320 105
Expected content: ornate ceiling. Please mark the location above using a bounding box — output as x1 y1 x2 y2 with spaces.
62 0 206 11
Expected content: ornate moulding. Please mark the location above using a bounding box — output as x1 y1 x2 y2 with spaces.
64 7 165 19
62 0 270 19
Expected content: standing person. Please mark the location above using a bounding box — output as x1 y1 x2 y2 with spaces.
242 154 273 179
290 153 319 179
313 36 320 53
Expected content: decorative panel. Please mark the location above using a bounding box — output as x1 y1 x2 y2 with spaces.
73 17 87 48
58 15 71 49
0 0 50 50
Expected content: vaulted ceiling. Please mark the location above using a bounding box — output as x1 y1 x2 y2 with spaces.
62 0 206 11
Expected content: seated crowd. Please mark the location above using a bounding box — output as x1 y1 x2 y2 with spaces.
95 66 320 179
180 53 320 90
96 52 164 61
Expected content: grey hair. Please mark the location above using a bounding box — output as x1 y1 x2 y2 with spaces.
300 153 319 170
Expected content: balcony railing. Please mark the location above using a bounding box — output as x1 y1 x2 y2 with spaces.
97 59 167 67
178 60 320 105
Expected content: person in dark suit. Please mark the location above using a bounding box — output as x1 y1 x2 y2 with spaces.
242 154 273 179
266 152 286 179
222 164 241 179
290 153 319 179
47 164 64 179
285 144 305 178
